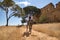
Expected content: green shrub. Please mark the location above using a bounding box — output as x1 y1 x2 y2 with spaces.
39 15 48 23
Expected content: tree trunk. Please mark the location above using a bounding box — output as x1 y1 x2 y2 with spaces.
6 8 9 26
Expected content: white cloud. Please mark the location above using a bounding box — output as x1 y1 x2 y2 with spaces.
16 1 31 6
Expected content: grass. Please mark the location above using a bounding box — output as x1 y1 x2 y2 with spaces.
0 23 60 40
33 23 60 39
0 26 22 40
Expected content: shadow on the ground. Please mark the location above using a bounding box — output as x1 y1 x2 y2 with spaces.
23 32 31 37
16 25 23 28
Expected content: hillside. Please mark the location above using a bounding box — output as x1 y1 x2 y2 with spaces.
39 2 60 23
0 23 60 40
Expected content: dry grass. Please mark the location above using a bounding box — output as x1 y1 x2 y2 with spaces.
0 26 23 40
0 23 60 40
33 23 60 39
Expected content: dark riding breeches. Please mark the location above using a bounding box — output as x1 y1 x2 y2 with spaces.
26 20 33 32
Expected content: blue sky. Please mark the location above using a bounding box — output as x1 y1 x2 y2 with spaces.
0 0 60 26
13 0 60 8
